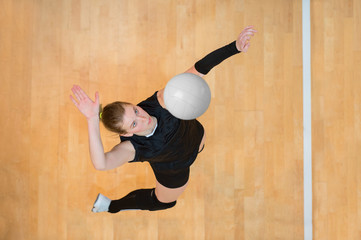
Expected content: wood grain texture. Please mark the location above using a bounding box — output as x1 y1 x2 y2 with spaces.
312 0 361 239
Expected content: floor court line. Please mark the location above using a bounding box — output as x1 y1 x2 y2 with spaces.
302 0 312 239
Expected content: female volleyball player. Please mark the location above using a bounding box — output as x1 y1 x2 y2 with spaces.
70 26 256 213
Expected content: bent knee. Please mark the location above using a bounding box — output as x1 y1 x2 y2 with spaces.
150 189 177 211
155 180 188 203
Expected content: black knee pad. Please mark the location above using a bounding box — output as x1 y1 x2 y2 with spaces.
149 188 176 211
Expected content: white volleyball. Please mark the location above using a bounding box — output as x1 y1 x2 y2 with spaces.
164 73 211 120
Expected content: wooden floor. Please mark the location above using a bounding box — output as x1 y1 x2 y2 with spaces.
312 0 361 239
0 0 359 239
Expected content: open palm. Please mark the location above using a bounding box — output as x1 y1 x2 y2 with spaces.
70 85 100 120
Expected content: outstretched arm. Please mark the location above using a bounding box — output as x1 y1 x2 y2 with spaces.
70 85 106 170
185 25 257 76
70 85 135 170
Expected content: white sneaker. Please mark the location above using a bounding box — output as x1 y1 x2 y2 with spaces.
92 193 111 213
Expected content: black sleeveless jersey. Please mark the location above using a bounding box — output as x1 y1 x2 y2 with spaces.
120 91 204 171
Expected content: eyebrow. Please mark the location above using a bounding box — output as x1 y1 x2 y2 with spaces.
129 106 137 129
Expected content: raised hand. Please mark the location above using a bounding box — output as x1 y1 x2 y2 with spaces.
70 85 100 120
236 26 257 52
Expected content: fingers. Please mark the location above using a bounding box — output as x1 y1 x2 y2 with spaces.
71 85 92 102
95 92 100 105
77 85 90 100
240 35 251 43
70 95 79 107
71 85 83 102
239 34 251 50
70 85 80 105
239 26 257 41
236 25 257 52
244 25 255 29
70 85 99 106
239 41 250 53
75 85 87 100
242 42 250 53
242 25 257 34
240 35 251 48
239 29 256 39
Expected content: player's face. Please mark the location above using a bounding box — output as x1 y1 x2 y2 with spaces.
121 105 154 136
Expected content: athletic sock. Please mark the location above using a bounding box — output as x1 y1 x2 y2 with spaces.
108 188 176 213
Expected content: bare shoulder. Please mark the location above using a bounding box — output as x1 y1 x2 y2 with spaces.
104 140 136 169
114 140 135 155
157 88 167 109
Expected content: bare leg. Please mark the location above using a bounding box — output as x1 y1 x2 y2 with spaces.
155 180 189 203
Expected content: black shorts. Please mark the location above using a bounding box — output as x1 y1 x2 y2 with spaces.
152 166 190 189
150 144 205 189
